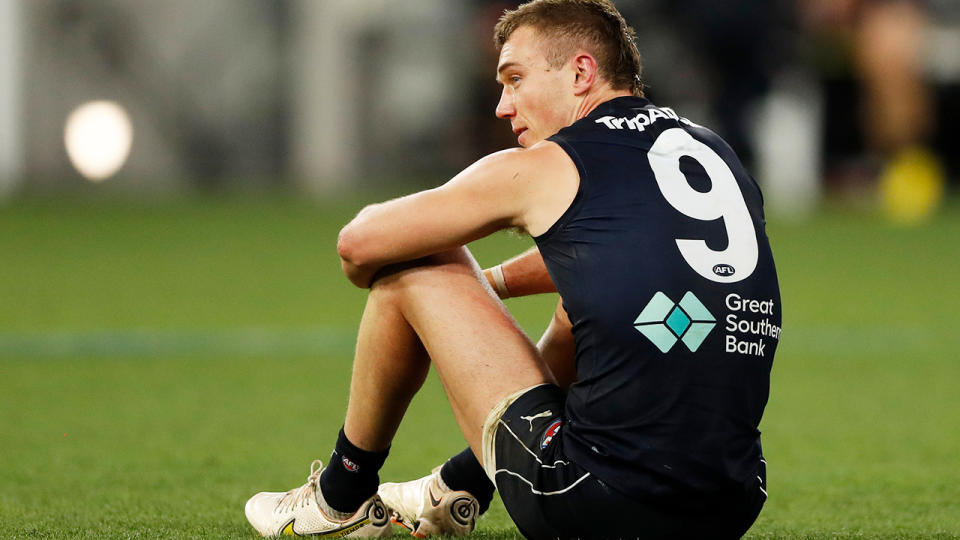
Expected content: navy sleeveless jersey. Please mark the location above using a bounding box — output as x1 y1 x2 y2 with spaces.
539 96 782 502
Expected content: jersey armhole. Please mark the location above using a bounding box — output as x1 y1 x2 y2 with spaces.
534 136 587 242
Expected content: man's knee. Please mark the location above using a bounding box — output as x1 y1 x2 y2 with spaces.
370 247 482 293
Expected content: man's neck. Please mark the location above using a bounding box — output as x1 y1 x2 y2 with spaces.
573 88 635 123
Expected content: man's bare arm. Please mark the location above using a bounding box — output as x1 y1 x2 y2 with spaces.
537 298 577 390
337 150 524 288
482 247 556 298
337 142 578 288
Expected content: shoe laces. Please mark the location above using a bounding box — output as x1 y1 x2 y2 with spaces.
277 459 325 513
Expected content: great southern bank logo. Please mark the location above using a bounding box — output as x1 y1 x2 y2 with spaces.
634 292 716 353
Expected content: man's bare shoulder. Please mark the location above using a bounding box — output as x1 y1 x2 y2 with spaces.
455 141 575 191
438 141 577 235
490 141 579 237
484 140 574 172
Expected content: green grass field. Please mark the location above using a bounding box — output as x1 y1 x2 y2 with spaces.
2 194 959 539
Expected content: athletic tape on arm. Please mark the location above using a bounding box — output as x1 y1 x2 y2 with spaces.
491 264 511 299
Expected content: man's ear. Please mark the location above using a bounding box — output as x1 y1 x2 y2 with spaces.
571 52 598 95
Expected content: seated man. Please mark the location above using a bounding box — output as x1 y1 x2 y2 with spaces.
245 0 782 538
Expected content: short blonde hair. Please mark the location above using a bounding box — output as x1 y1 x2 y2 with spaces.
494 0 644 97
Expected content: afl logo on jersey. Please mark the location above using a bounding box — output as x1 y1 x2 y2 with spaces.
713 264 736 277
540 420 562 449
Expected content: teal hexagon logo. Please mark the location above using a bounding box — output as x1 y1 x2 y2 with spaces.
634 292 716 353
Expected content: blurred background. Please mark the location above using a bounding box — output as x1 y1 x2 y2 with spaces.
0 0 958 219
3 2 960 537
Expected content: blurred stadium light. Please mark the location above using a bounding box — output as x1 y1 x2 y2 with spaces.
63 100 133 181
18 0 288 191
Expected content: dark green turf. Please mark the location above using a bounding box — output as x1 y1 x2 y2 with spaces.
1 195 958 538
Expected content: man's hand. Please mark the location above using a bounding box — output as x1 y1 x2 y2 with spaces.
339 254 379 289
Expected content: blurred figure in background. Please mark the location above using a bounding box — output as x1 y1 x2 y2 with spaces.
800 0 947 222
10 0 955 218
632 0 794 169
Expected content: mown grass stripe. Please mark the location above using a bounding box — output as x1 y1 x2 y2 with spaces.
0 327 357 358
0 323 954 359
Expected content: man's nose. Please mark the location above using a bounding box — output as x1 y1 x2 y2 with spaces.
495 88 515 119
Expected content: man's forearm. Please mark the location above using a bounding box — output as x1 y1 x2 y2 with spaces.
483 246 556 298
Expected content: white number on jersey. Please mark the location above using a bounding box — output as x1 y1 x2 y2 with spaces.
648 128 758 283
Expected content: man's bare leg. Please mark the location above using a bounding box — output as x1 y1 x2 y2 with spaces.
246 247 550 536
855 0 931 153
343 246 552 460
376 291 577 536
338 274 432 454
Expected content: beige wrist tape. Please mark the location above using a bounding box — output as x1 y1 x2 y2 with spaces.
490 264 511 298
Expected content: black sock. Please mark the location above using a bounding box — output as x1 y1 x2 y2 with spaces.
319 428 390 513
439 447 496 514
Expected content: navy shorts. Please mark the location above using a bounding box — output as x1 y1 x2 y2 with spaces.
491 385 765 539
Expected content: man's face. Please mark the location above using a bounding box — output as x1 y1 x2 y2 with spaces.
495 26 578 148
